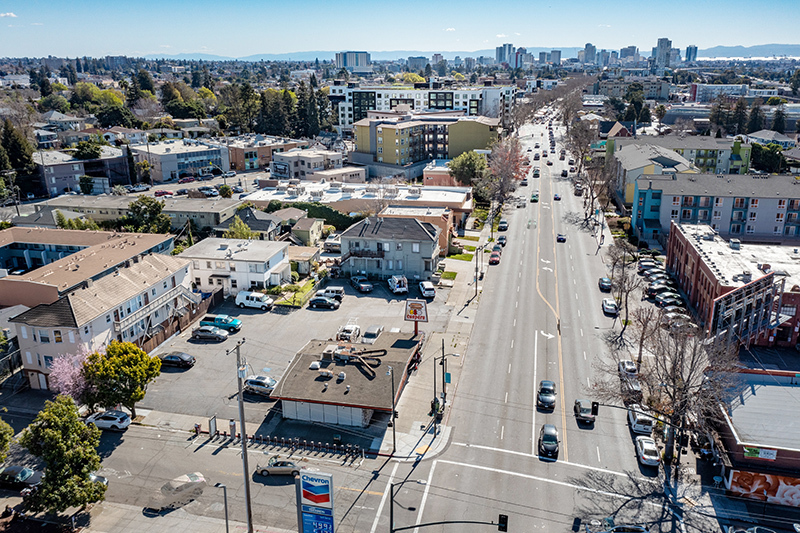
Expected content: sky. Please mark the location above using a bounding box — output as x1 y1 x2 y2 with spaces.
2 0 799 59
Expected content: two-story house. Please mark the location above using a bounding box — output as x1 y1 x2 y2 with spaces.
180 238 291 296
340 216 440 281
10 254 197 390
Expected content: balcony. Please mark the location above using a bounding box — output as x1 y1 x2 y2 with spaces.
346 249 385 259
113 284 200 334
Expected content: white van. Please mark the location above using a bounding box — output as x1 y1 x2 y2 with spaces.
419 281 435 298
627 404 654 435
235 291 274 310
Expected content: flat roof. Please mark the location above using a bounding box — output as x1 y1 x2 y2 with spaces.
179 238 288 261
246 181 471 207
131 141 223 156
380 205 449 217
34 146 124 165
643 173 800 199
45 195 242 214
674 223 800 287
271 332 423 411
725 374 800 451
0 227 126 248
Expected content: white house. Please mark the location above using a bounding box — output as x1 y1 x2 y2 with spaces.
10 254 196 390
179 238 291 296
747 130 796 150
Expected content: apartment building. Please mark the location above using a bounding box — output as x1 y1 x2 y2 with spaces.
329 83 515 131
270 148 344 179
10 254 197 390
610 143 697 206
591 77 671 100
206 134 304 171
180 238 291 296
747 129 796 150
335 51 370 71
632 173 800 247
690 83 779 103
610 136 752 176
34 146 130 196
129 139 230 182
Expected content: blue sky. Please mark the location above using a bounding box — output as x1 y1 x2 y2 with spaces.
2 0 799 59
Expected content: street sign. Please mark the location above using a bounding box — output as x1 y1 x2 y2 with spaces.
445 372 451 384
297 472 335 533
404 299 429 323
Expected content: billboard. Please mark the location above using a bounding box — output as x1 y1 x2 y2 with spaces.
404 299 429 322
297 472 335 533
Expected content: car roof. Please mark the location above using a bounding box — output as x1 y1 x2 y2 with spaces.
542 424 558 435
540 380 555 387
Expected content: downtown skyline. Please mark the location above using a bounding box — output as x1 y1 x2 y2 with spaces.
1 0 799 59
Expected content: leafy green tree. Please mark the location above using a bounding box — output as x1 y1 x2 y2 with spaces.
654 105 667 133
771 105 786 134
73 141 103 160
38 76 53 97
791 70 800 96
39 94 70 113
79 175 94 194
2 119 34 171
0 415 11 462
219 184 232 198
96 104 139 129
730 98 749 135
135 160 151 184
316 87 332 131
449 150 487 186
124 196 172 233
292 81 310 137
638 106 651 123
747 99 765 133
135 69 155 93
0 144 11 171
18 395 106 513
307 85 320 137
708 99 728 130
82 341 161 418
223 215 257 239
751 142 784 173
424 64 433 78
766 96 787 106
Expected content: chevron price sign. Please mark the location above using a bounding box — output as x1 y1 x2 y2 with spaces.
296 472 335 533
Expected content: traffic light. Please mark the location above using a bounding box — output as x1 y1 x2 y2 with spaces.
498 514 508 532
591 401 599 416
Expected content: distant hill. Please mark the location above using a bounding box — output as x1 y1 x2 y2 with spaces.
699 44 800 58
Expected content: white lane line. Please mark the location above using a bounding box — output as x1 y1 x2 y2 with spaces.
519 272 521 278
413 461 437 533
597 446 602 463
517 286 520 293
580 329 584 337
573 279 576 285
583 351 587 361
520 260 523 266
571 265 574 271
587 377 590 388
511 339 514 349
505 392 508 404
370 461 399 533
516 301 518 308
437 460 660 501
513 318 516 327
508 363 512 374
575 293 578 300
501 426 505 440
577 310 581 317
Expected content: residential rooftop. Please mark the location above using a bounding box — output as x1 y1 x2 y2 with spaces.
33 145 124 165
380 205 450 217
674 223 800 288
615 135 743 151
46 195 242 214
640 172 800 199
206 134 304 149
179 238 288 262
132 140 224 156
614 143 695 171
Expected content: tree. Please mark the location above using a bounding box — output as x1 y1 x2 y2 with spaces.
747 98 764 133
82 341 161 418
223 215 257 239
219 184 232 198
771 105 786 134
2 119 34 171
638 105 651 123
39 94 70 113
135 160 151 184
483 137 526 205
654 105 666 134
448 150 487 187
730 98 748 135
402 72 425 84
292 81 310 137
18 395 106 513
0 416 11 463
606 239 642 341
136 69 155 93
49 350 89 401
751 142 784 173
96 104 139 129
79 175 94 194
123 196 172 233
73 141 103 160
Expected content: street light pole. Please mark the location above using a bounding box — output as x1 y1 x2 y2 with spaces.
214 483 229 533
387 366 396 455
228 339 253 533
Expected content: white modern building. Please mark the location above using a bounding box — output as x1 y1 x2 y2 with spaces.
180 238 291 296
270 148 344 180
130 139 230 182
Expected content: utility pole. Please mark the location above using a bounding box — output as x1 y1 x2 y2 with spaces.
229 339 254 533
441 338 447 404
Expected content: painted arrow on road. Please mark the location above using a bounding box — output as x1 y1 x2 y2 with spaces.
540 259 551 264
540 331 555 339
542 267 553 272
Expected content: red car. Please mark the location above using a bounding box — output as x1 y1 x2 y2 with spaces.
489 252 501 265
178 177 195 184
154 190 173 197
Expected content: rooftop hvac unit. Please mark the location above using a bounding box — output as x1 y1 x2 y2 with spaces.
408 187 421 195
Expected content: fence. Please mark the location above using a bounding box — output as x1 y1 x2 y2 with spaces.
138 288 224 353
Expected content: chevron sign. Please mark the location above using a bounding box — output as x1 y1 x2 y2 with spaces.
300 473 333 509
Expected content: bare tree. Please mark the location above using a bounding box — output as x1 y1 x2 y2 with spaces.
630 306 661 368
481 137 525 206
606 239 642 342
560 91 583 133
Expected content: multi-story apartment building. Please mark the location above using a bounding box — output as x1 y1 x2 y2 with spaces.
180 238 291 296
610 136 751 176
352 111 499 172
329 83 515 131
270 148 343 179
130 139 230 182
632 173 800 247
407 57 429 71
690 84 779 103
34 146 130 196
592 77 671 100
10 254 197 390
335 51 370 71
610 143 697 206
206 134 304 171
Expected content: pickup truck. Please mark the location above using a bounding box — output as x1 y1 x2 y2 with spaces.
199 314 242 332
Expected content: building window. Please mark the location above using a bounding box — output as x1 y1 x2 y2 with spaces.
777 213 785 222
206 261 212 269
672 196 680 206
681 209 692 220
731 224 741 234
774 226 782 235
396 243 403 251
397 260 403 270
208 277 214 285
38 330 50 344
746 225 755 234
734 198 746 208
194 277 201 285
750 198 759 208
387 260 393 269
43 355 54 369
786 226 796 236
699 210 709 220
412 242 420 253
193 260 200 269
106 314 111 323
748 212 757 221
670 210 678 219
231 279 238 288
53 330 63 343
715 198 723 207
778 199 787 209
229 262 236 271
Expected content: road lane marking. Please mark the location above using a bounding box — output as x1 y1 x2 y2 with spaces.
501 426 505 440
505 392 508 404
516 301 518 308
575 293 578 299
580 329 583 337
511 339 514 349
587 377 590 388
577 310 581 317
513 319 516 327
370 461 399 533
532 332 538 453
413 461 437 533
508 363 512 374
597 446 602 463
517 286 520 292
583 351 586 360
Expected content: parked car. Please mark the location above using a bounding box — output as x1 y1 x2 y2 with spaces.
316 286 345 301
178 177 195 184
573 399 596 424
255 455 304 476
497 235 507 246
520 179 528 186
362 325 384 344
350 276 374 292
561 169 568 177
85 410 131 431
655 292 681 306
537 380 557 410
191 325 229 341
498 219 509 231
628 404 655 435
419 281 436 298
489 252 501 265
598 277 612 292
635 436 661 466
0 465 43 491
658 296 685 308
224 171 236 178
547 160 553 166
621 377 644 404
337 323 361 342
244 375 278 396
538 424 559 459
154 190 173 197
646 284 673 298
618 360 638 378
158 351 196 368
492 243 503 255
308 296 339 310
602 298 619 316
235 291 274 310
531 192 539 203
175 188 189 196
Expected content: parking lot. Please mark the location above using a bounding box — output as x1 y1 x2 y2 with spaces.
141 278 452 425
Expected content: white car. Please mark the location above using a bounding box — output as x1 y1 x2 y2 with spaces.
635 436 661 466
243 375 278 396
224 171 236 177
256 455 304 476
419 281 435 298
85 410 131 431
618 360 638 378
602 298 619 316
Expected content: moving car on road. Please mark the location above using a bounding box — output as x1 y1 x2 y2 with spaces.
556 234 567 243
554 193 561 201
191 325 229 341
573 399 596 424
85 410 131 431
538 424 559 459
531 192 539 203
537 380 557 410
256 455 304 476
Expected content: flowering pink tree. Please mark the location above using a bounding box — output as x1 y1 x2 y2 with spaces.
49 349 89 402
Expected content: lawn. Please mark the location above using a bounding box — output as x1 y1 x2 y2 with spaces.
459 235 480 242
447 253 474 261
463 245 476 252
441 271 457 280
274 278 316 306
